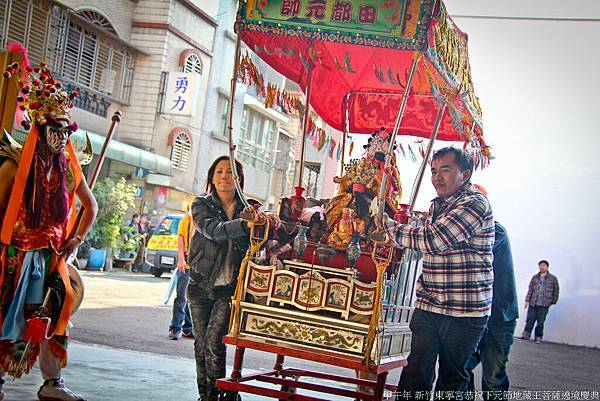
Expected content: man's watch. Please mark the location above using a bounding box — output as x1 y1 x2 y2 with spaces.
75 234 84 243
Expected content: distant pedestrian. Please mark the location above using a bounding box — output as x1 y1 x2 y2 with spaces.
132 214 149 272
139 214 150 238
129 213 140 227
521 260 559 343
168 207 194 340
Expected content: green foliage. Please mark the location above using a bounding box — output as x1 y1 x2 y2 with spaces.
87 178 137 249
118 223 142 257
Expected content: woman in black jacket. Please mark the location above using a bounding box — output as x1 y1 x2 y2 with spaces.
187 155 250 401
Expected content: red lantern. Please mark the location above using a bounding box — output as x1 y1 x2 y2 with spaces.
290 186 306 221
394 204 411 224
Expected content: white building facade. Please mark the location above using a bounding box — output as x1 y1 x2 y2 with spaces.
1 0 219 219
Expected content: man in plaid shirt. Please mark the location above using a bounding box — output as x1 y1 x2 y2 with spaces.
380 147 495 394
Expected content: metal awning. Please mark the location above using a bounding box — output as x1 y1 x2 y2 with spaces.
71 130 172 176
10 128 172 176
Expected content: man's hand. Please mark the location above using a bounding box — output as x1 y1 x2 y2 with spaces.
524 302 529 310
177 257 186 273
61 238 82 259
374 212 390 230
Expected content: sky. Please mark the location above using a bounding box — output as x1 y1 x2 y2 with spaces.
348 1 600 347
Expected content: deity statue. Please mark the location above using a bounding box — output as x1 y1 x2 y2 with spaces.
328 207 355 247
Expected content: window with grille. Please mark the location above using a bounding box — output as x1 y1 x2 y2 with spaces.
77 10 118 36
58 8 133 102
301 162 321 197
238 108 276 171
217 94 229 137
0 2 134 103
63 22 97 87
171 132 192 170
183 54 202 74
0 0 52 66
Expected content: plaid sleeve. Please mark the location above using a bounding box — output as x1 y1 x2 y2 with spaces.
385 195 490 253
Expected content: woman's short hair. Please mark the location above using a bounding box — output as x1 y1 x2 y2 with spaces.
205 155 244 194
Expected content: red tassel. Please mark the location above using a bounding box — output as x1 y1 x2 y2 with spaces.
23 317 49 346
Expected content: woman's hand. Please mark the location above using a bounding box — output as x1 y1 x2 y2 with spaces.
266 213 281 229
252 212 280 229
61 237 82 259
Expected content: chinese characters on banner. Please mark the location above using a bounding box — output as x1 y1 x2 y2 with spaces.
161 72 201 116
279 0 380 25
242 0 431 50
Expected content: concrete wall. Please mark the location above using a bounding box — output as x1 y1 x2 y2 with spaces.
188 0 219 18
291 121 342 200
320 130 343 199
118 0 172 148
171 1 216 47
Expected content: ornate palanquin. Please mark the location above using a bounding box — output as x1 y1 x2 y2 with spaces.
218 1 486 399
236 246 421 363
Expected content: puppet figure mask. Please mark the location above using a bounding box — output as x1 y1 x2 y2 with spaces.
43 119 70 154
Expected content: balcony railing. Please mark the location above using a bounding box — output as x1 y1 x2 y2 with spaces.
63 82 111 118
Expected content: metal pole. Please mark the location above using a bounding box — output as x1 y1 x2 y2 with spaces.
408 100 447 213
67 110 122 240
86 111 121 189
297 45 313 188
227 31 250 209
340 93 350 171
376 54 420 222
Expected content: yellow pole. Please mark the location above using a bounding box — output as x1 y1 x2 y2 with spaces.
0 51 22 133
229 217 270 337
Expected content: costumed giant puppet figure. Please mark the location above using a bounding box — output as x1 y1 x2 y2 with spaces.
0 52 98 401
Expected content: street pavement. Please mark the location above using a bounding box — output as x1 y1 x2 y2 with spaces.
2 270 599 401
4 342 347 401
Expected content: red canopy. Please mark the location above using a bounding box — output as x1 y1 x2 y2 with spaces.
237 0 488 158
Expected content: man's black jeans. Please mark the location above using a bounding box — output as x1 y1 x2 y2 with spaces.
467 319 517 398
524 305 549 339
397 309 488 395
